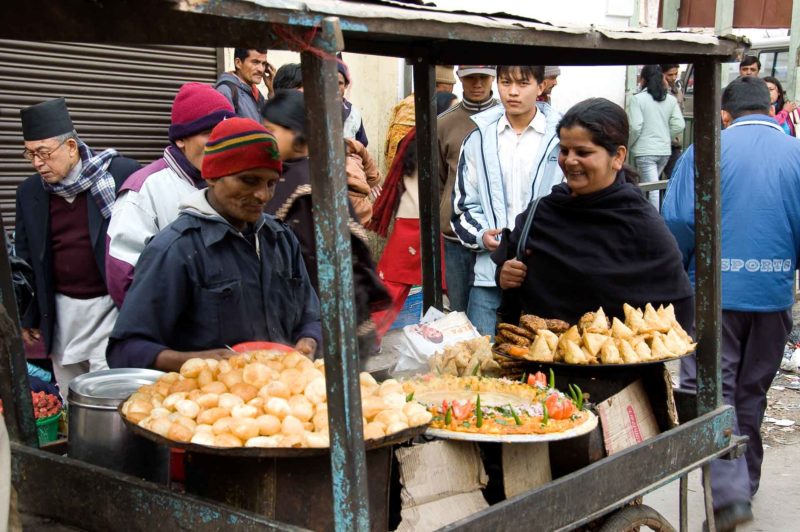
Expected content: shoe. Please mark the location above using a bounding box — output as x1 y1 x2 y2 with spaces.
703 502 754 532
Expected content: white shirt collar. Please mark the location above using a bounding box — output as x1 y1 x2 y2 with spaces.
498 107 546 135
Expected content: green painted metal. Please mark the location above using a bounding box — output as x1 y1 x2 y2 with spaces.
691 59 723 416
413 54 444 312
442 406 737 531
300 17 371 532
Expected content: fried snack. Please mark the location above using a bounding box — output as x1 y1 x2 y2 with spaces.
123 352 432 449
617 338 640 363
623 303 646 333
498 323 535 340
429 337 500 377
564 340 589 364
500 329 532 347
599 338 622 364
536 330 560 352
527 334 554 362
519 314 548 333
497 344 529 359
643 303 671 333
611 317 635 340
582 331 610 357
545 319 570 334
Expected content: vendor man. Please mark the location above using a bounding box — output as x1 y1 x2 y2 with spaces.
107 118 322 371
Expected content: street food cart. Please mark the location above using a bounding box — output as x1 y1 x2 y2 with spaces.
0 1 745 530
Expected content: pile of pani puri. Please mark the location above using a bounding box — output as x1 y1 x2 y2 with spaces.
121 350 432 448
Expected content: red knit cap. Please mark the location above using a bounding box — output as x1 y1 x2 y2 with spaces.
169 82 235 142
202 117 282 179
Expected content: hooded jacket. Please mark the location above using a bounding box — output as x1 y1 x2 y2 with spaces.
214 72 265 122
451 102 564 287
107 189 321 369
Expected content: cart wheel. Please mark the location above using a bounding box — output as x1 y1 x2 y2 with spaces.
597 504 676 532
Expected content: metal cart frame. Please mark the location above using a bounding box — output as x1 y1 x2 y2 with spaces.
0 1 745 530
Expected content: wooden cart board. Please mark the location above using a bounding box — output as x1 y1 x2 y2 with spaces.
425 411 597 443
119 402 427 457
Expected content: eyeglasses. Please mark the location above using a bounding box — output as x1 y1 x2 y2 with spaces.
22 138 68 161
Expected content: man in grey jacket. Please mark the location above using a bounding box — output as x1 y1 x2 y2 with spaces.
451 65 563 336
215 48 275 121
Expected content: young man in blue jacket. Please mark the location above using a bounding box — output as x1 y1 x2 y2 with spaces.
107 118 321 371
451 65 563 336
663 76 800 531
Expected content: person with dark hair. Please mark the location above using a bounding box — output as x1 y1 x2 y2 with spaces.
663 75 800 530
451 65 563 336
261 91 390 362
764 76 796 135
106 83 236 306
492 98 692 328
537 66 561 104
337 59 369 147
107 118 321 370
627 65 685 208
739 55 761 77
436 92 458 114
437 66 498 315
660 64 685 178
15 98 141 392
273 63 303 91
215 48 274 121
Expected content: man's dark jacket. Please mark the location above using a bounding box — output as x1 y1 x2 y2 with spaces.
14 156 141 353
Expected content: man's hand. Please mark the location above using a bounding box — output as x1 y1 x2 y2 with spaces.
155 348 235 372
498 259 528 289
294 337 318 359
264 62 276 99
21 328 41 345
482 229 502 251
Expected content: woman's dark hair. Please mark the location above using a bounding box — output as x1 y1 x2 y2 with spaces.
640 65 667 102
436 92 457 115
273 63 303 90
763 76 786 111
262 89 307 148
557 97 639 184
401 134 418 177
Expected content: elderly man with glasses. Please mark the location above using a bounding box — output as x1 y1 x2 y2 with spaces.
14 98 140 394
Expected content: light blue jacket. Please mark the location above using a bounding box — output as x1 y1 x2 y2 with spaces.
662 114 800 311
451 103 563 287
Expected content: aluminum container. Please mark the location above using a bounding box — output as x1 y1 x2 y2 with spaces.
68 368 169 483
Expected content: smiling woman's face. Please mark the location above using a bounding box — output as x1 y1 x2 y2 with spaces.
558 125 626 197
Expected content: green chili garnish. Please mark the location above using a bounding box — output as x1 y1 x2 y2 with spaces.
471 363 480 376
406 392 414 402
508 404 522 426
542 402 549 425
549 368 555 390
476 394 483 428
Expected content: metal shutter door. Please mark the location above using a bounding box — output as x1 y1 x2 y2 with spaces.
0 41 219 229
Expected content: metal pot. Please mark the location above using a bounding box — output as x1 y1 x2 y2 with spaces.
67 368 169 483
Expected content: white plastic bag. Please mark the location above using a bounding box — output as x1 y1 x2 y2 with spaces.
392 309 480 375
780 346 800 374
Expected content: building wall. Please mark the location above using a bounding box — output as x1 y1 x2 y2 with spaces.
223 48 403 173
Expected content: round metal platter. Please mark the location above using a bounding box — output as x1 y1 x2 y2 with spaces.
425 411 598 443
492 347 693 370
118 401 427 458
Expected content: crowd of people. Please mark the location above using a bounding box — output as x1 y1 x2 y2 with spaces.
7 46 800 531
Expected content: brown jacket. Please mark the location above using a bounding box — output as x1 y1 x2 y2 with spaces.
345 138 382 225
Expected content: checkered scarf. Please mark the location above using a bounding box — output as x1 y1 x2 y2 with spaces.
41 140 118 219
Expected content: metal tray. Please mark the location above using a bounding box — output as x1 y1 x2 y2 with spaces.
119 402 427 458
425 410 598 443
492 346 693 370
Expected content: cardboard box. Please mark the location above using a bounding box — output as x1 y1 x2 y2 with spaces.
596 379 660 455
395 440 488 531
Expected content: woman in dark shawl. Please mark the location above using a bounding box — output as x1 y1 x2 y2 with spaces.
491 98 693 328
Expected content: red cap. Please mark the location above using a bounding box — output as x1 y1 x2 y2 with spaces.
202 117 282 179
169 82 235 142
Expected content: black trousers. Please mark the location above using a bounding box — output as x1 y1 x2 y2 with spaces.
680 309 792 508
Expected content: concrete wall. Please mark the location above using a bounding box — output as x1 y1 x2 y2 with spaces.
223 48 403 172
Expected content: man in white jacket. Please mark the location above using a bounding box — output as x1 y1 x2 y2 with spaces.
105 82 235 306
451 65 563 336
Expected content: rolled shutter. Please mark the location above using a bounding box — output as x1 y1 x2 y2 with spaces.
0 40 219 229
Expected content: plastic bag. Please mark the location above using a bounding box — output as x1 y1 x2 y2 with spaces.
392 309 480 375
